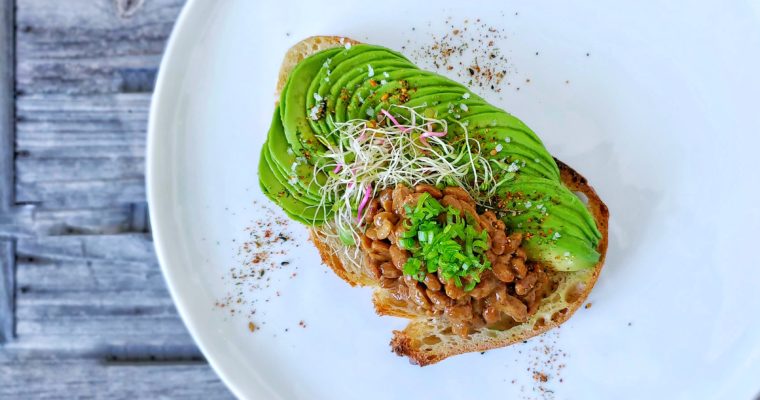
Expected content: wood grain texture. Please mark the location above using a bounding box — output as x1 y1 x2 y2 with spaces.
0 357 233 399
15 0 179 209
15 94 149 207
16 94 150 158
14 234 200 353
21 206 140 236
16 0 184 95
0 0 13 211
1 0 233 396
0 0 16 344
0 241 12 343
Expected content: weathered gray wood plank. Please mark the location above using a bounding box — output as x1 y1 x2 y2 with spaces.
4 339 204 362
0 241 13 343
17 0 184 95
16 94 150 158
2 206 142 237
0 205 34 238
15 94 149 207
0 0 16 343
16 156 145 182
14 234 199 354
16 178 146 207
14 0 180 210
17 233 156 262
0 0 13 210
25 206 138 235
4 0 231 396
0 357 232 399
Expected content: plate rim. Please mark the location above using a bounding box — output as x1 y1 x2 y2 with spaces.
146 0 246 398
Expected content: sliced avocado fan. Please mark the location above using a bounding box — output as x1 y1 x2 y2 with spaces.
259 44 601 271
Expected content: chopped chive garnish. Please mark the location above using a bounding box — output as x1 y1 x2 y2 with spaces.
401 194 492 290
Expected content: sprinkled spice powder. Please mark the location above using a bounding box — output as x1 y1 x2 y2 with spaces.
408 17 516 94
532 372 549 383
214 201 303 333
511 330 569 400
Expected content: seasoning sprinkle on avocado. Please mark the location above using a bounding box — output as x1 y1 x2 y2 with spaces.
259 43 601 273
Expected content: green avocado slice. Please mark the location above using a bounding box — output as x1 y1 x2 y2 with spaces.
325 65 420 135
495 178 601 271
499 177 602 242
259 141 329 224
309 47 415 136
280 47 343 157
265 107 326 203
259 143 309 224
522 233 600 271
362 88 469 118
333 69 425 123
264 142 322 206
350 75 466 120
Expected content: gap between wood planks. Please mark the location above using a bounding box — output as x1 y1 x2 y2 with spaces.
0 0 16 344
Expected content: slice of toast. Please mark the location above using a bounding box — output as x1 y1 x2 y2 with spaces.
276 36 609 366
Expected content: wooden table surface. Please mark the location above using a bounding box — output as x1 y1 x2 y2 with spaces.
0 0 233 397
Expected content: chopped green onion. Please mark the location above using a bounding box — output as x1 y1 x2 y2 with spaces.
399 238 416 250
397 193 492 291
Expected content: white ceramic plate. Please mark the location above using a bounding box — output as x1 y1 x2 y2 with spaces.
147 1 760 398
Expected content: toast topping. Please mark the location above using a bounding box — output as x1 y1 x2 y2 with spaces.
361 184 553 337
261 43 602 273
259 37 608 365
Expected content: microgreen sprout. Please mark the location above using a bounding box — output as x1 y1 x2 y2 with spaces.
313 105 515 268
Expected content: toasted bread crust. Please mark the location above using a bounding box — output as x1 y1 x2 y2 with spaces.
388 159 609 365
275 37 609 366
276 36 360 94
309 229 377 287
